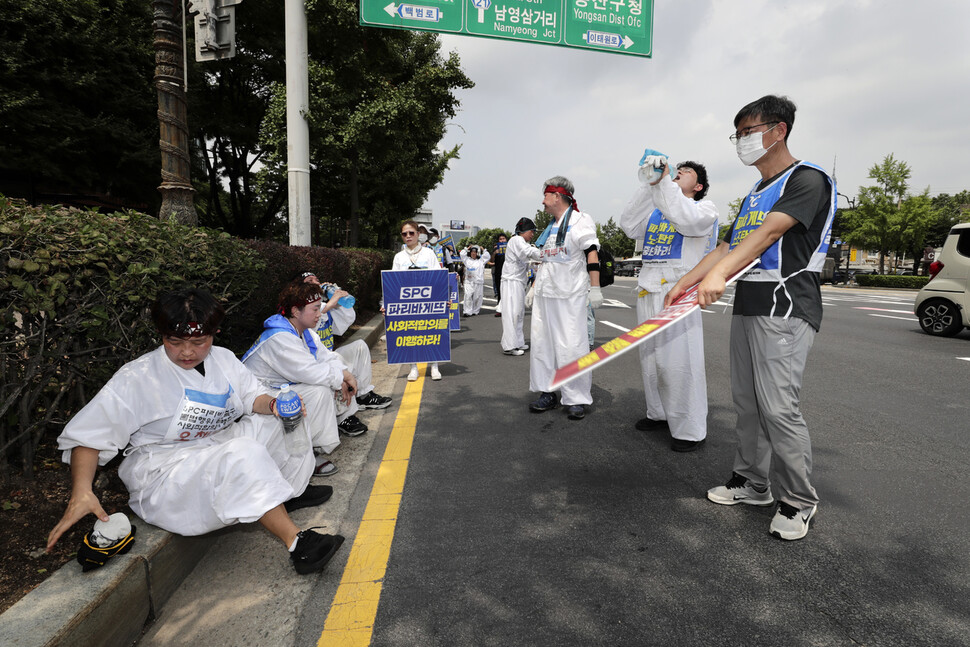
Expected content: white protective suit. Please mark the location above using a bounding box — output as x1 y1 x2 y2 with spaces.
619 175 720 442
392 245 441 271
459 248 491 315
56 346 312 536
530 210 600 406
315 302 377 401
501 234 540 351
242 315 352 454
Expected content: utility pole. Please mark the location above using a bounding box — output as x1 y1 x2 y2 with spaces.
285 0 312 246
153 0 197 225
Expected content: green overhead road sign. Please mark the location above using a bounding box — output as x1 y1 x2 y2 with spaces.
361 0 653 57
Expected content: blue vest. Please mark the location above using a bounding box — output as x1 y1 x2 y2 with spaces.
731 161 835 282
640 208 685 266
315 312 335 351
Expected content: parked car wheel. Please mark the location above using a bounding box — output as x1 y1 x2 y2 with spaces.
916 298 964 336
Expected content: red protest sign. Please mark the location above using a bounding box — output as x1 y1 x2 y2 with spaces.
548 261 757 391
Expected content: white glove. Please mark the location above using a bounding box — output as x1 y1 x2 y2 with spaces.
588 286 604 309
525 283 535 309
90 513 132 548
638 155 668 185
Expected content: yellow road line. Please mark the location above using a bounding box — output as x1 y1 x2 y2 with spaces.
317 363 426 647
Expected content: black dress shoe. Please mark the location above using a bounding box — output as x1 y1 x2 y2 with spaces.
635 417 668 431
566 405 586 420
671 438 706 453
284 485 334 512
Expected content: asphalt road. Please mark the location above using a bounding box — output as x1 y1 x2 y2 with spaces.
301 276 970 647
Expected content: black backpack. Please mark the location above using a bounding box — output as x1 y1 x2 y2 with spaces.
598 247 615 287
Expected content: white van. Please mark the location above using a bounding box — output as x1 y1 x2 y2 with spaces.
914 222 970 336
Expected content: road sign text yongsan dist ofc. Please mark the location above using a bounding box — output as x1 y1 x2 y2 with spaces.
361 0 653 57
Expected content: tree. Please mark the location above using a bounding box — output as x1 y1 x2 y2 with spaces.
597 217 635 259
841 154 912 273
897 190 940 274
0 0 159 210
256 0 474 248
461 227 509 253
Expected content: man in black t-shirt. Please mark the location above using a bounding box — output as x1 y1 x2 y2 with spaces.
665 95 836 542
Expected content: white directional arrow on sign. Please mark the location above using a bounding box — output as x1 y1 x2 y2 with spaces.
384 2 443 20
583 30 634 49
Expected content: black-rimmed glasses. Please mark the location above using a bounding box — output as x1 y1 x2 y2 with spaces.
729 122 778 144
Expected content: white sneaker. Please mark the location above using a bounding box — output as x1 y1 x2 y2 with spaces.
770 503 817 541
503 348 525 356
707 473 774 506
518 344 529 351
407 365 419 381
430 364 442 381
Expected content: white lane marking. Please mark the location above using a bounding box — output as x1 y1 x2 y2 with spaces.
855 307 915 315
600 320 631 333
869 314 917 321
601 298 631 309
958 358 970 362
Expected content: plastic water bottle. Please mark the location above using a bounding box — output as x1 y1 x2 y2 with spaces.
276 384 303 434
275 385 309 458
324 284 356 309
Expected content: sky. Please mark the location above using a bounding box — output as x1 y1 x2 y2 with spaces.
422 0 970 233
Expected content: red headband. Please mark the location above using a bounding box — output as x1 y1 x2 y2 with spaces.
544 185 578 212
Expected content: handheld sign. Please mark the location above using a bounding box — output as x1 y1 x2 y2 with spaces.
448 272 461 331
548 261 758 391
382 269 451 365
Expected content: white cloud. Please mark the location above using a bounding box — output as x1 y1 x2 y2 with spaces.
424 0 970 230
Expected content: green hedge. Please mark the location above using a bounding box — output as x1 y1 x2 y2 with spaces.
0 197 391 478
854 274 930 289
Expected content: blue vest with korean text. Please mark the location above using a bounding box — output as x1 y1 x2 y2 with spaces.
640 208 685 266
730 161 836 314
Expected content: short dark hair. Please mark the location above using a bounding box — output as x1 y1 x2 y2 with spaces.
734 95 796 142
151 288 224 338
678 161 709 201
277 283 324 317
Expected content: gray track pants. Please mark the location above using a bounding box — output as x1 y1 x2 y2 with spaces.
730 315 819 510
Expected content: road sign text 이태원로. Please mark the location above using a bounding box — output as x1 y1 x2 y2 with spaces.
361 0 653 57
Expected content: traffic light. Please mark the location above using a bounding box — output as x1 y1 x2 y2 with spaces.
187 0 244 61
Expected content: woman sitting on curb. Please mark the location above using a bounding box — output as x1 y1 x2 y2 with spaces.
242 282 362 477
47 287 343 575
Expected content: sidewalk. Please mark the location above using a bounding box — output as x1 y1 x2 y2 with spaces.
0 315 390 647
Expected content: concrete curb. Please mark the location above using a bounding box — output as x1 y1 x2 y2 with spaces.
0 314 386 647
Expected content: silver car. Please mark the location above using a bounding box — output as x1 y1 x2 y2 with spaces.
914 222 970 336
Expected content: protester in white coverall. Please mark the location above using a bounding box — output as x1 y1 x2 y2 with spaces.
48 288 344 576
620 157 720 452
242 283 361 477
460 245 491 316
529 176 602 421
299 272 393 413
390 219 444 381
501 217 541 355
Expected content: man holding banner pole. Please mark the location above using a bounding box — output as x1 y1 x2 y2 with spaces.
529 176 602 421
619 155 719 452
664 95 836 541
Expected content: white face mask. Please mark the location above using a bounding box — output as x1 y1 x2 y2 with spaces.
418 234 428 243
429 236 438 244
736 124 778 166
